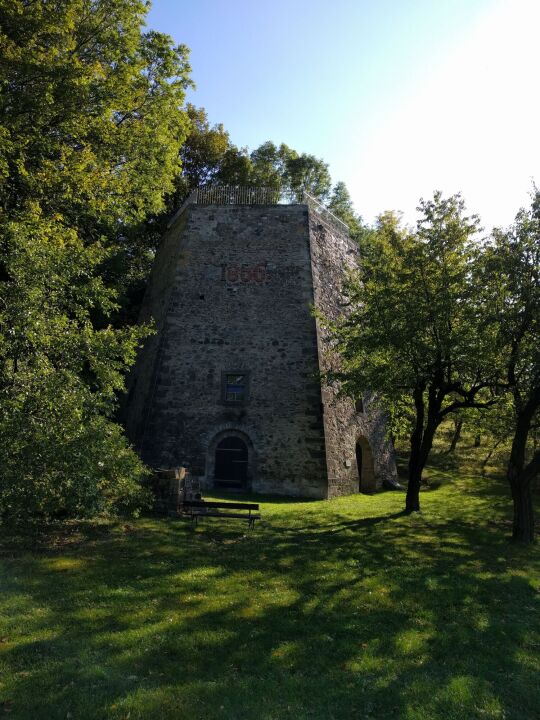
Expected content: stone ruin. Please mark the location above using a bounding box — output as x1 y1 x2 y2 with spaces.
123 188 398 499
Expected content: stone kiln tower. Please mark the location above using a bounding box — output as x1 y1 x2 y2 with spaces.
124 188 397 498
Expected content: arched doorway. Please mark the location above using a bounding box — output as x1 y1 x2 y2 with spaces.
355 436 375 492
214 436 248 489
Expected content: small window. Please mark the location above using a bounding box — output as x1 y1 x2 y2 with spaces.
222 372 249 404
355 397 364 413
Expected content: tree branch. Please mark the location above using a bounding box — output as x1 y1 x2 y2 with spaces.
440 398 498 418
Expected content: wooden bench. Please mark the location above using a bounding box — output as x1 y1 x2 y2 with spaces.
182 500 261 529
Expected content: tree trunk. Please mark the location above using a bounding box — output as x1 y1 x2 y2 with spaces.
406 386 425 513
511 480 535 543
481 439 503 472
474 433 481 447
507 407 537 544
405 463 422 512
448 418 463 453
405 386 441 514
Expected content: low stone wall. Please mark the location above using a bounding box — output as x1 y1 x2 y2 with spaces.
147 467 186 514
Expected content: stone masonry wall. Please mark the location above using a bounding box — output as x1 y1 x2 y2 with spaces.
308 214 399 496
123 211 190 447
124 204 328 498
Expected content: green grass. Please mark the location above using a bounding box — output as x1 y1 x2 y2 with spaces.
1 472 539 719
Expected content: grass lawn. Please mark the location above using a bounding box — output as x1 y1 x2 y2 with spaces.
1 459 539 718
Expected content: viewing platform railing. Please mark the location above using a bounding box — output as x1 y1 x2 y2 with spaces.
168 186 349 235
193 185 282 205
302 190 349 234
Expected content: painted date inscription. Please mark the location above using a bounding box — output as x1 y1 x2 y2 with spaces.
221 264 268 283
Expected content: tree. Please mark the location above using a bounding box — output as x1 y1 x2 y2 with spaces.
160 99 358 230
174 104 249 201
327 181 365 239
284 152 332 202
447 414 464 453
179 105 231 188
0 211 151 518
216 146 252 187
248 142 332 202
0 0 191 233
0 0 192 518
248 141 289 190
327 193 496 513
479 192 540 542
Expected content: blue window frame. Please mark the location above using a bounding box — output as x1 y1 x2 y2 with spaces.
222 372 249 404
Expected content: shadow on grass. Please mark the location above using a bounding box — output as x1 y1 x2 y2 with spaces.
1 480 539 720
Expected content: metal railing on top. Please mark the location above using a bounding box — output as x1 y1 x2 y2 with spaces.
302 191 349 234
168 186 350 236
194 185 282 206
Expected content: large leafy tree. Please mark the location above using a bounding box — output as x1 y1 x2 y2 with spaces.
1 0 191 232
327 193 496 513
327 181 365 239
171 119 337 206
0 0 192 518
178 105 231 191
480 193 540 542
284 151 332 202
247 141 289 190
173 104 250 202
248 141 332 202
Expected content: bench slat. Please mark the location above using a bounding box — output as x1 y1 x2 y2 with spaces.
184 500 259 511
189 511 261 520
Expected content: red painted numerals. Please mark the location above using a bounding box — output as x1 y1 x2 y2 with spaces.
221 264 267 283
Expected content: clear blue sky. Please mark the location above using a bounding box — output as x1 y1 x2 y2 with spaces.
147 0 539 230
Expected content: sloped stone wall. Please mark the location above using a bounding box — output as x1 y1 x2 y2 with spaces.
123 201 398 499
308 216 399 495
124 204 328 498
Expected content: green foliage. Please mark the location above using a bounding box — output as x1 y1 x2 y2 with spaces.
477 190 540 540
0 0 191 228
174 122 334 204
283 150 332 202
174 104 240 199
247 141 332 201
460 400 514 455
248 141 289 190
0 209 152 518
0 396 151 519
326 193 495 511
327 181 365 239
482 191 540 423
332 194 487 418
170 109 362 230
0 0 191 519
217 145 252 187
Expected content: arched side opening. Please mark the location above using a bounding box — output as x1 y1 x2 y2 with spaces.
206 429 254 492
355 435 375 493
